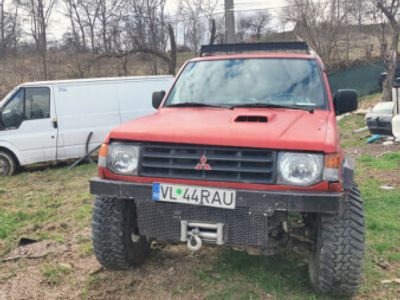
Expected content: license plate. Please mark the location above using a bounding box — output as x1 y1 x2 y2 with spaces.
152 183 236 209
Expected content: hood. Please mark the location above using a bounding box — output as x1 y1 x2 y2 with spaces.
109 107 339 153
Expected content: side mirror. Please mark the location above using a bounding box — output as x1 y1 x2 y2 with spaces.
333 89 358 115
152 91 166 109
1 110 23 129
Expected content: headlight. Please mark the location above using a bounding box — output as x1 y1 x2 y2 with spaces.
107 143 140 175
277 152 323 186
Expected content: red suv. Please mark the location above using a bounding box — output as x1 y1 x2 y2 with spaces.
90 42 364 297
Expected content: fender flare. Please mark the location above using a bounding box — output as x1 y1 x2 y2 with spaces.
0 142 24 166
343 155 355 191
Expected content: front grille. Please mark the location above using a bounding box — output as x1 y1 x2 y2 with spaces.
139 143 276 184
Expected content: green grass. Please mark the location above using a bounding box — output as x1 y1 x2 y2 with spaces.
337 93 383 149
359 152 400 170
41 263 72 285
360 92 381 103
363 180 400 258
196 251 315 299
78 241 94 257
338 114 366 148
0 211 30 239
0 164 95 256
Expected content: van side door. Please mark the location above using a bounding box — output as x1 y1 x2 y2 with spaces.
54 83 120 160
0 86 57 165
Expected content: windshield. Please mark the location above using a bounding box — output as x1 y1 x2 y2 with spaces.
165 58 327 109
0 87 19 108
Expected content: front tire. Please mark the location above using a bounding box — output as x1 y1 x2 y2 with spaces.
92 197 150 269
309 184 364 297
0 150 18 177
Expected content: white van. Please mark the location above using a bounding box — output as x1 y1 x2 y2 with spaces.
0 75 173 176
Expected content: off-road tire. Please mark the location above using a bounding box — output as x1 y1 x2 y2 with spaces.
309 184 364 297
92 197 150 269
0 150 18 177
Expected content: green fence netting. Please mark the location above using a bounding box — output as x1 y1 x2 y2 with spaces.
328 61 385 97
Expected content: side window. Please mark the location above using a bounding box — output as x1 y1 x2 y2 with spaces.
25 87 50 120
1 89 24 128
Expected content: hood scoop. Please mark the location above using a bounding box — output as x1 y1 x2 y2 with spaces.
235 115 268 123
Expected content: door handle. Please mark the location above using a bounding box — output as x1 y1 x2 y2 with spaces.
51 117 58 129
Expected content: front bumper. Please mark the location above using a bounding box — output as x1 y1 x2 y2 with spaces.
90 178 345 249
90 178 345 214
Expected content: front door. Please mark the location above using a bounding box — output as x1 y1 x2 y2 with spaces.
0 86 58 165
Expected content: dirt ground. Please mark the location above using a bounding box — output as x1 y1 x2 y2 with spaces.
0 241 299 299
0 231 222 300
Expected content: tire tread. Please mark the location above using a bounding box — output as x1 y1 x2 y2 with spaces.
310 184 365 297
92 197 149 269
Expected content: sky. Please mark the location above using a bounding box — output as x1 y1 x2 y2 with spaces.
45 0 289 41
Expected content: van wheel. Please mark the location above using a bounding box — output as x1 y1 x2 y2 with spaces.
92 197 150 269
0 151 18 176
308 184 364 297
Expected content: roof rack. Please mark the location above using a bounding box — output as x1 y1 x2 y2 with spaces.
200 42 310 56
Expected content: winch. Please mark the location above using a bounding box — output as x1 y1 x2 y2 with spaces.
180 221 224 251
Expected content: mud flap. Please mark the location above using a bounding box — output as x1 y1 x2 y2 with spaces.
343 156 355 191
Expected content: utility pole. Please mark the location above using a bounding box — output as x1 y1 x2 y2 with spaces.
224 0 235 43
0 0 4 49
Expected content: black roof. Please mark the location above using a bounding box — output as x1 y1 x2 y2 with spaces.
200 42 310 56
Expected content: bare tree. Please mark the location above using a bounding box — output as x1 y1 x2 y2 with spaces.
346 0 366 26
80 0 177 75
282 0 349 67
88 23 177 75
79 0 100 54
63 0 81 51
201 0 218 44
64 0 98 53
121 0 169 73
237 11 272 42
97 0 124 53
23 0 56 79
374 0 400 101
0 0 21 52
70 0 87 51
180 0 205 52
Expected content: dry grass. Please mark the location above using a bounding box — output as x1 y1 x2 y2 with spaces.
0 51 185 99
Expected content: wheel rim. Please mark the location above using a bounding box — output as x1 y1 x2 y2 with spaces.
0 157 10 176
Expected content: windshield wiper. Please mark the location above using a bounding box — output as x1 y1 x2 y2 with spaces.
166 102 230 108
230 103 314 113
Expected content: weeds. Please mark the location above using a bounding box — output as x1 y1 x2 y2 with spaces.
41 264 72 286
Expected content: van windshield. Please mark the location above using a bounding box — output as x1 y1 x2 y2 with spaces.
0 87 19 108
165 58 327 109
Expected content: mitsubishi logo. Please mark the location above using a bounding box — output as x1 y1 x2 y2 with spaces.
195 154 212 171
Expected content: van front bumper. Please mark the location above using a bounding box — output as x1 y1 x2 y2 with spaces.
90 177 345 215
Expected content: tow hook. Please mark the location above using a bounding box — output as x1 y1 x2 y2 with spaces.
187 228 202 252
181 221 224 252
